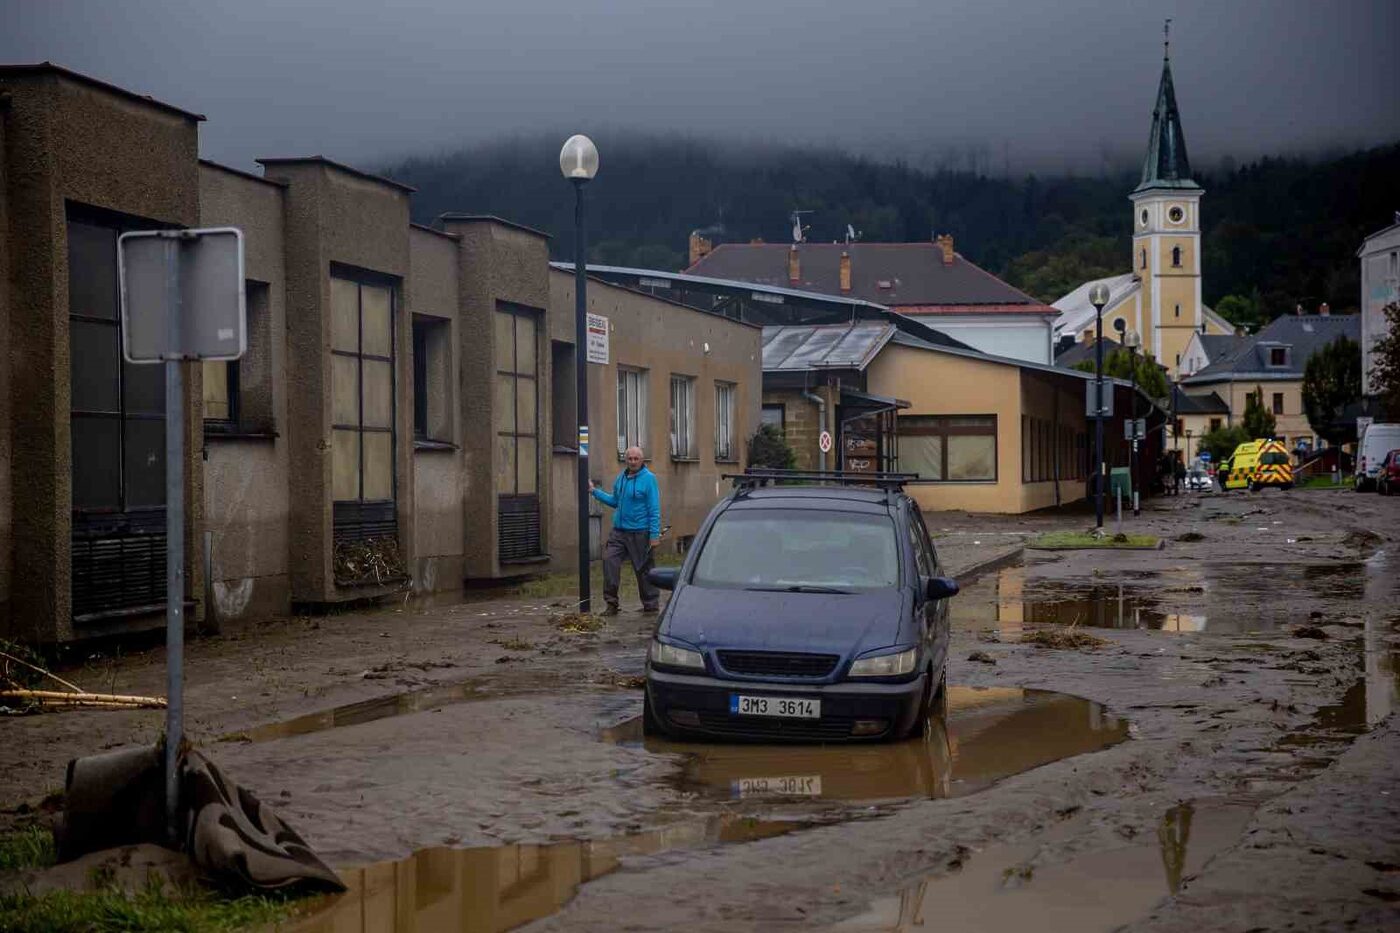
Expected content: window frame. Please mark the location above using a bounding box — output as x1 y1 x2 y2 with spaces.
493 304 540 498
330 266 398 506
714 380 737 462
760 403 786 432
616 367 648 457
670 373 697 460
1271 392 1284 415
412 314 453 445
899 414 998 483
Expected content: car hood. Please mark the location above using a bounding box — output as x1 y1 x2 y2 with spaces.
661 585 908 657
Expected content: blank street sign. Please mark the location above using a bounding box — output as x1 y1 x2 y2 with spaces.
119 227 246 363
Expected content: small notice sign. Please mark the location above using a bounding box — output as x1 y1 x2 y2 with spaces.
818 431 833 454
586 313 609 364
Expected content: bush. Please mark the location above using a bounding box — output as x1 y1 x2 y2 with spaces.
746 423 796 470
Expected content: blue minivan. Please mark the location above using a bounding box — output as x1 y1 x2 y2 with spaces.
644 472 957 742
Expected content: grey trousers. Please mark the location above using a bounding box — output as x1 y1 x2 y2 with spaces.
602 528 659 610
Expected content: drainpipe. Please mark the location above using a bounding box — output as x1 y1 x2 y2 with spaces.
803 388 828 471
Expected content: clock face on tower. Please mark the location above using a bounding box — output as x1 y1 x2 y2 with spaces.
1168 205 1185 224
1140 208 1150 227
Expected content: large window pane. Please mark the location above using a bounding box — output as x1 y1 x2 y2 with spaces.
69 320 120 412
123 418 165 507
902 435 943 481
332 429 360 500
361 359 393 429
67 221 117 320
516 436 537 494
331 277 360 352
495 434 514 494
948 435 996 481
123 360 164 416
203 360 230 421
494 312 515 369
332 355 360 426
71 417 121 510
361 285 392 358
494 373 515 434
516 377 537 435
362 432 393 500
515 318 536 374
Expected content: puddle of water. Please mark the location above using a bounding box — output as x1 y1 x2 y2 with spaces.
223 679 499 744
605 687 1128 803
833 799 1255 933
285 814 801 932
958 555 1400 635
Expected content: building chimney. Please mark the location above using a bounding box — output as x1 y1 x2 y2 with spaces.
1319 302 1331 316
688 231 713 267
934 234 955 266
1081 328 1095 345
788 245 800 285
839 251 851 292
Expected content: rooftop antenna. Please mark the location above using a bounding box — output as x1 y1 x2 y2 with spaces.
1164 18 1171 59
790 209 813 244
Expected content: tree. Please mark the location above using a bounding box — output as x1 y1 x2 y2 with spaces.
1213 290 1264 331
1302 335 1362 445
1369 301 1400 420
1242 385 1277 439
746 423 796 470
1071 348 1170 400
1199 424 1250 464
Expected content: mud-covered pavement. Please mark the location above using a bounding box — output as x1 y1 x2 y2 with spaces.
4 487 1399 931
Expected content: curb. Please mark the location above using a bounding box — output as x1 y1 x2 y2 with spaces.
1026 540 1165 552
950 545 1025 583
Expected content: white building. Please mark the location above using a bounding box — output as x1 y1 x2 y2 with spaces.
1359 219 1400 396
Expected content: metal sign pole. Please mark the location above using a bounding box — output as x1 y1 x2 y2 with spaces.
162 239 185 845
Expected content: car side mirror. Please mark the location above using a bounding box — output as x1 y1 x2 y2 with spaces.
926 576 959 600
647 567 679 591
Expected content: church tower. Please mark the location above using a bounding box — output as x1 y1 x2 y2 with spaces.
1130 24 1203 377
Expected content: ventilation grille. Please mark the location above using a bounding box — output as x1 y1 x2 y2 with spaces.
716 651 840 679
71 521 167 622
333 500 397 545
498 495 543 562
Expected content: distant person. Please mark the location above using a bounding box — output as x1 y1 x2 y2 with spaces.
1172 455 1186 495
590 445 662 615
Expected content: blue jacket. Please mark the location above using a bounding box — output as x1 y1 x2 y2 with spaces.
592 465 661 537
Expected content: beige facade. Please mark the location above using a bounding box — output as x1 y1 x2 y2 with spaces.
0 65 763 644
547 271 761 560
1183 379 1316 452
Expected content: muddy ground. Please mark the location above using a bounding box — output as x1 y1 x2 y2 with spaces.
4 486 1399 931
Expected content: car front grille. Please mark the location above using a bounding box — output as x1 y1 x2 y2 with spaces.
691 711 859 741
716 650 840 678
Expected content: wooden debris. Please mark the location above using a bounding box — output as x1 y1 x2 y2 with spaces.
1 689 166 709
0 649 84 694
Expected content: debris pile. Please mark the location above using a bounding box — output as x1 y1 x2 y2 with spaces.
333 536 407 587
2 641 165 712
1020 628 1109 650
550 612 604 635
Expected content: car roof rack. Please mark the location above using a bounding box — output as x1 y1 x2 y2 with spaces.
723 469 918 494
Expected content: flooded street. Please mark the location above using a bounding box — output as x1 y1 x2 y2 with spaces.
4 490 1399 930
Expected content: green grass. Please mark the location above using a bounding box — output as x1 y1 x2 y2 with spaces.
1030 531 1160 549
1296 474 1352 489
510 552 683 602
0 826 56 872
0 881 297 933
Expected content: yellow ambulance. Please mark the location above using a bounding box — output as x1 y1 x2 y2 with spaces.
1219 439 1293 491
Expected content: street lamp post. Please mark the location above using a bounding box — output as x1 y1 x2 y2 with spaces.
561 134 599 612
1125 329 1142 516
1088 283 1110 530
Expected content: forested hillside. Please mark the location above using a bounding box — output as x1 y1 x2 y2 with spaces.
382 136 1400 326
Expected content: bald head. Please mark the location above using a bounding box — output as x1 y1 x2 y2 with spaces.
625 447 644 471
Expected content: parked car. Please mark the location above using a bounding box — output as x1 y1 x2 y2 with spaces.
643 471 957 743
1378 449 1400 496
1184 469 1213 492
1356 423 1400 491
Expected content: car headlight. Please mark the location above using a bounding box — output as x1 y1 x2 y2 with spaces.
649 639 705 670
848 646 918 677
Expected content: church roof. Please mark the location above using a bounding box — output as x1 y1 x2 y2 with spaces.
1134 54 1199 195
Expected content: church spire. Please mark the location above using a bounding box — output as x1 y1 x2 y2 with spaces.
1135 19 1199 194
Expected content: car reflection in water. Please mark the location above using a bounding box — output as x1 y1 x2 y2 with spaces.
608 686 1128 802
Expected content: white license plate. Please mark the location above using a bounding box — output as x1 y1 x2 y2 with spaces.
730 694 820 718
734 775 823 798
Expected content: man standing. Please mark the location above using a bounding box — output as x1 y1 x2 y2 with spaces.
589 446 662 615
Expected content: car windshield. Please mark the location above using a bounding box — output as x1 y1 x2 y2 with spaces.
691 508 900 591
1260 453 1289 465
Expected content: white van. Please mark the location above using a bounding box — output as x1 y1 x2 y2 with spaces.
1356 423 1400 491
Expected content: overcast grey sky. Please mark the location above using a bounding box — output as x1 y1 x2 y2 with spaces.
3 0 1397 174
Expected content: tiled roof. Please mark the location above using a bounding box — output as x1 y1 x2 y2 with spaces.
1054 336 1122 370
899 303 1056 317
686 242 1044 309
1181 314 1361 383
1175 390 1229 414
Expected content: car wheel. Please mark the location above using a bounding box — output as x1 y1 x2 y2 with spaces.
1249 481 1260 492
906 672 935 740
642 690 668 738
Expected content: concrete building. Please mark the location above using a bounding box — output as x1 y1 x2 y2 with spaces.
1359 219 1400 398
1178 311 1361 457
684 235 1059 364
0 64 761 645
1053 44 1235 378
